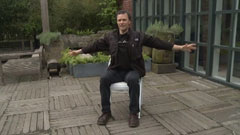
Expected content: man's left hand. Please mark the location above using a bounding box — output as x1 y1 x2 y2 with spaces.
182 43 196 52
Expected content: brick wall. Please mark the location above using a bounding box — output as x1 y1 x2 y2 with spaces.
119 0 132 17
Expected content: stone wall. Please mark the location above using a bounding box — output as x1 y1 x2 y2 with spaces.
43 30 110 63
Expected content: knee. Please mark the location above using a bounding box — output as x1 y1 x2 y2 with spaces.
125 75 139 84
100 73 113 84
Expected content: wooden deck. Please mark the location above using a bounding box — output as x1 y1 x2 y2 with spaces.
0 65 240 135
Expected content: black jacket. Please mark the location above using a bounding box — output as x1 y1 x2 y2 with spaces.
82 29 174 77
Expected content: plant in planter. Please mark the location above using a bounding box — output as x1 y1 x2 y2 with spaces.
36 32 62 68
145 21 183 73
60 49 110 77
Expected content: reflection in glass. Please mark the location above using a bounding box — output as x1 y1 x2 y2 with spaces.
141 0 145 17
191 0 197 12
148 0 153 16
184 51 196 70
174 0 180 14
136 0 140 17
191 16 196 41
136 19 141 31
198 46 207 73
212 48 228 80
232 51 240 85
200 0 209 11
141 18 146 31
199 15 208 43
214 14 231 46
235 13 240 48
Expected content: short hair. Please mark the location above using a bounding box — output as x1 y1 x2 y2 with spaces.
116 10 132 21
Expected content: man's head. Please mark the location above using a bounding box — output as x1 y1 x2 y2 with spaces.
116 10 132 34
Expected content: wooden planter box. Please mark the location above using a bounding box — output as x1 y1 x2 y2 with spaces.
71 62 108 78
69 59 152 78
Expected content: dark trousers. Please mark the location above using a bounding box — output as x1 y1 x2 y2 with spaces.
100 69 140 114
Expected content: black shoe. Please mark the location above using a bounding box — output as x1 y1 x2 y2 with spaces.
129 113 139 128
97 112 112 125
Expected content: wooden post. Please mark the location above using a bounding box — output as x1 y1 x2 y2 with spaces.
40 0 50 32
21 40 25 51
30 40 33 51
0 60 5 85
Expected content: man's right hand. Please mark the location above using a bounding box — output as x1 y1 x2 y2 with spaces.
69 49 82 56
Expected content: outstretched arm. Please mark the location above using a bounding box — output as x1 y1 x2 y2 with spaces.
69 49 82 56
172 43 196 52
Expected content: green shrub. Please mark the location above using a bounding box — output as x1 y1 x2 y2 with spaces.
146 21 183 37
60 49 110 65
36 32 61 45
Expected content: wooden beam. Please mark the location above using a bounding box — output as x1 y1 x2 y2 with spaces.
40 0 50 32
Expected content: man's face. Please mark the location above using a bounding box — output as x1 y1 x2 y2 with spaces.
117 13 131 33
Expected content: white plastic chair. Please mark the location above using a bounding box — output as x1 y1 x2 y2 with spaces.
108 60 143 118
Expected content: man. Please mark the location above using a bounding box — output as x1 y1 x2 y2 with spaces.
70 10 196 127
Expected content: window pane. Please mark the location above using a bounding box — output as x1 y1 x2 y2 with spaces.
214 14 231 46
198 46 207 73
191 16 196 41
232 51 240 85
216 0 233 11
199 15 208 43
164 16 169 25
185 15 196 41
174 0 180 14
200 0 209 11
223 0 233 10
212 48 228 80
173 16 180 24
141 0 145 17
141 18 146 31
155 0 160 15
136 0 141 17
235 13 240 48
191 0 197 12
184 51 196 70
136 18 141 31
148 0 153 16
164 0 169 15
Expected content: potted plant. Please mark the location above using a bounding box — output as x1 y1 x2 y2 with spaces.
145 21 183 73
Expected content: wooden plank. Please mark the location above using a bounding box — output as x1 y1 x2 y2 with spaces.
59 96 65 109
8 114 19 134
92 124 103 135
71 127 80 135
30 112 37 132
0 102 8 117
40 88 45 98
0 115 7 133
64 128 73 135
23 113 31 133
37 112 44 130
79 126 87 135
68 95 76 108
44 111 50 130
25 88 32 100
30 88 36 99
54 96 60 110
153 115 180 135
1 115 13 135
63 95 71 108
0 59 5 85
85 125 95 135
49 97 55 110
57 128 65 135
99 126 110 135
15 114 25 134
